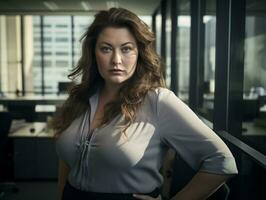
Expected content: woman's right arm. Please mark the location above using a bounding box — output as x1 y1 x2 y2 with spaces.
58 159 70 200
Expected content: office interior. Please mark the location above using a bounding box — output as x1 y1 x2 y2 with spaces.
0 0 265 199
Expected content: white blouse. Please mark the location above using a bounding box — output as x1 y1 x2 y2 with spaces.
56 87 238 193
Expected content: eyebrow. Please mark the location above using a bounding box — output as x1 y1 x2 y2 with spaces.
99 42 135 46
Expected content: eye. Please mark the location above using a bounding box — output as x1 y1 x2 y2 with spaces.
121 46 133 53
100 46 112 53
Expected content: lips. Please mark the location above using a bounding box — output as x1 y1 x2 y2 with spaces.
109 69 124 74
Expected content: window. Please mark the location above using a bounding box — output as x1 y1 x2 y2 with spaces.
0 15 22 94
31 16 42 94
176 0 191 103
43 37 52 42
43 16 72 94
197 0 216 122
55 37 69 42
165 1 172 88
55 52 69 56
241 0 266 154
56 24 68 28
0 14 151 95
44 60 52 67
155 11 162 56
56 60 69 67
73 16 94 65
44 52 52 56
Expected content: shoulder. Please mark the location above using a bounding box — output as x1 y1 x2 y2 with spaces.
144 87 181 114
59 111 86 137
147 87 173 97
146 87 192 118
147 87 179 104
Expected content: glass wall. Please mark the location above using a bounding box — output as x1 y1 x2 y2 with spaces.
139 16 152 29
24 16 73 94
43 16 72 94
165 0 172 88
155 11 162 56
0 15 22 95
197 0 216 121
73 16 94 65
153 0 265 199
0 15 94 94
176 0 191 103
242 0 266 154
23 16 39 94
0 14 152 96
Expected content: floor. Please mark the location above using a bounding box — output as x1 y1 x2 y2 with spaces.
0 181 57 200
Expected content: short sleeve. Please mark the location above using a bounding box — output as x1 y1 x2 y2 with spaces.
156 88 238 175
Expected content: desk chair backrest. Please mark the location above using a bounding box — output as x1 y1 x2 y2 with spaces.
0 112 13 181
58 82 74 95
0 112 12 137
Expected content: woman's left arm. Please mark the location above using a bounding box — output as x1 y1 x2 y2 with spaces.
156 89 238 176
133 172 231 200
170 171 231 200
150 89 238 199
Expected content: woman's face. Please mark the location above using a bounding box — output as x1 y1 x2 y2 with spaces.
95 27 138 88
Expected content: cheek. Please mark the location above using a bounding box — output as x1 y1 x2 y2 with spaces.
131 55 138 71
126 55 138 75
96 54 111 75
126 54 138 66
96 53 106 67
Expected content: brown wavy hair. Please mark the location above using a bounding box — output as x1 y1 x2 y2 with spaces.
51 7 165 136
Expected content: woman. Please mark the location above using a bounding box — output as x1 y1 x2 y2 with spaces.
52 7 238 200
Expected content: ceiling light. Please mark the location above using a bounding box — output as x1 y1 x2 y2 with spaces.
43 1 59 11
81 1 91 11
106 1 119 9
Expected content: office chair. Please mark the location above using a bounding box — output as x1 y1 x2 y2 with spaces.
57 81 74 95
0 112 18 199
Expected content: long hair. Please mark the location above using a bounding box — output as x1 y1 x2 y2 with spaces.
51 7 165 136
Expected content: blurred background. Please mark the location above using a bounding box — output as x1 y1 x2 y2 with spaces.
0 0 265 199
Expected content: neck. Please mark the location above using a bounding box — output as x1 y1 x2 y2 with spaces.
100 83 120 102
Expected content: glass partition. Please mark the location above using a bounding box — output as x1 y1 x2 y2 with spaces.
197 0 216 121
176 0 191 103
155 10 162 56
0 15 22 95
73 16 94 65
242 0 266 154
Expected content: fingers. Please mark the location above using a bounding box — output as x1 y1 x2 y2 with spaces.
133 194 150 199
133 194 161 200
133 194 149 200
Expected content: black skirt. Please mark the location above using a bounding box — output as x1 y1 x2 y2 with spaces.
62 182 160 200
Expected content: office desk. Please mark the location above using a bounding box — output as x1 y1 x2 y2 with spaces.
0 95 67 121
0 95 67 106
8 122 58 180
9 122 54 138
242 121 266 136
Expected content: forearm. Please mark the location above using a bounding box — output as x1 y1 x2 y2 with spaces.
171 171 232 200
58 159 70 200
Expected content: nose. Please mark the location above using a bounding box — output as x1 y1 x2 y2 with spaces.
112 50 122 65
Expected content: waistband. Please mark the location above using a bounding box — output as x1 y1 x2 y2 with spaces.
62 181 161 200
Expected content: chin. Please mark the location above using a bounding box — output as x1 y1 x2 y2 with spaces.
108 79 126 86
